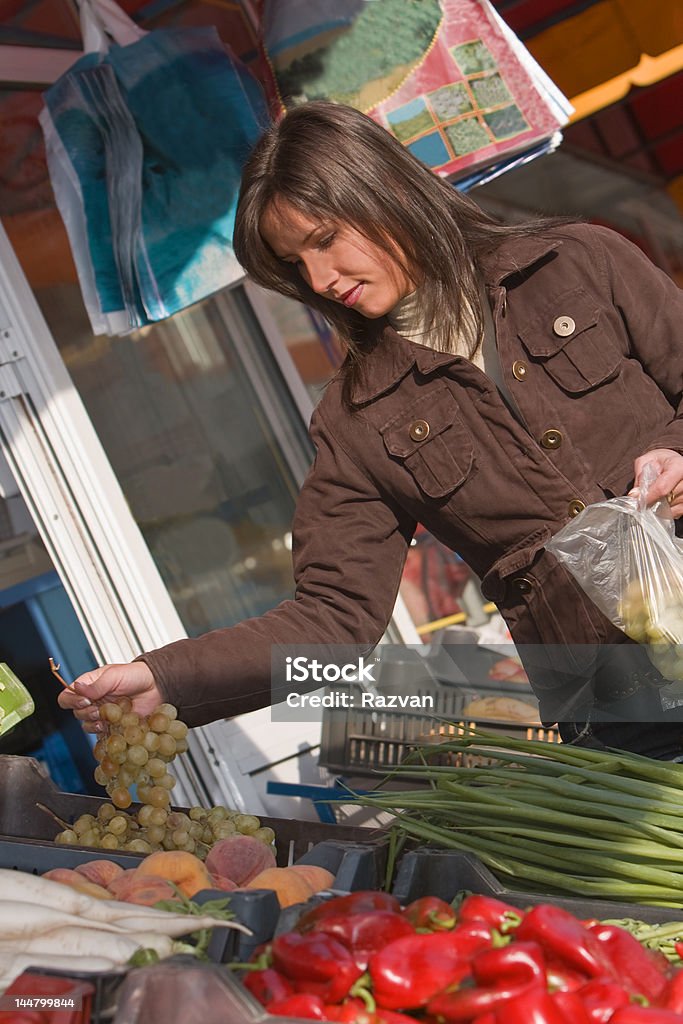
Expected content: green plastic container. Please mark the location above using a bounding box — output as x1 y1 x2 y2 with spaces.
0 663 35 736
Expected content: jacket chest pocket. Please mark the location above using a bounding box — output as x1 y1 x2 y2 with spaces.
380 383 475 500
519 287 621 394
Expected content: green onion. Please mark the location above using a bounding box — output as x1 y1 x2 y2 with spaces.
347 731 683 906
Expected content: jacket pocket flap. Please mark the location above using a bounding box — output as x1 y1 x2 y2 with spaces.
380 383 474 500
519 288 599 358
381 382 460 458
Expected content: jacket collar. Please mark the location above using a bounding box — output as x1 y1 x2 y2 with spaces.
349 233 562 405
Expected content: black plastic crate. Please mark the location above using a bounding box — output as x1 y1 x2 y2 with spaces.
392 847 683 924
0 754 379 864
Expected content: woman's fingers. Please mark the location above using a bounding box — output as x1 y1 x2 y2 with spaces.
57 662 161 733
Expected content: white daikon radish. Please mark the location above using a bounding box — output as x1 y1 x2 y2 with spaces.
0 951 119 996
1 927 174 960
0 901 131 938
113 913 249 936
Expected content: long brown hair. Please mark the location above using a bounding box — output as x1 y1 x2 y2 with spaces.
233 101 567 403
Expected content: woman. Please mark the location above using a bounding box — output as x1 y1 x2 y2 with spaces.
60 102 683 756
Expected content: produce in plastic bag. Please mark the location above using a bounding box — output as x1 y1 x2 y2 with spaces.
545 463 683 687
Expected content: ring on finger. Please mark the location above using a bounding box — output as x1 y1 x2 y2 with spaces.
668 491 676 505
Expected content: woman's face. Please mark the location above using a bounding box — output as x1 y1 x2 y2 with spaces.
260 200 415 318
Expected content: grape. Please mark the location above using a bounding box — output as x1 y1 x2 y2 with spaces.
100 834 120 850
157 703 178 721
111 786 132 809
234 814 260 835
106 734 127 756
107 815 128 836
55 829 78 845
148 712 170 733
93 738 108 761
148 786 171 808
123 725 146 746
147 757 166 779
137 804 154 827
97 803 117 823
189 806 205 822
148 807 168 827
143 731 161 753
100 702 123 724
146 824 166 845
157 773 176 791
167 720 188 740
253 827 276 845
212 821 237 840
136 784 153 805
101 756 122 779
171 828 189 847
73 814 96 835
125 839 152 854
175 739 189 755
157 734 176 758
127 744 149 767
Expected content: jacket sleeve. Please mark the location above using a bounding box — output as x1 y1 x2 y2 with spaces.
595 224 683 452
137 403 416 727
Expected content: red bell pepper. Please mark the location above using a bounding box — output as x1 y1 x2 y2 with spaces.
471 1016 496 1024
546 959 591 992
588 923 670 1003
271 932 364 1003
551 990 593 1023
662 970 683 1013
609 1008 683 1022
296 892 401 932
516 905 615 979
402 896 457 932
577 978 630 1022
267 993 327 1019
243 967 293 1006
310 911 416 969
369 925 493 1010
493 986 575 1023
425 941 546 1021
457 894 523 932
322 999 375 1024
472 941 545 986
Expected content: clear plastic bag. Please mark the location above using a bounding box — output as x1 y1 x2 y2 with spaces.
546 463 683 686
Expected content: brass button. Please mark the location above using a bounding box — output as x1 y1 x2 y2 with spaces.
568 499 586 517
514 576 533 594
540 428 563 450
512 360 528 381
553 315 576 337
409 419 430 442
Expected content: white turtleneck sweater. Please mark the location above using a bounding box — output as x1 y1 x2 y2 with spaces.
387 284 516 410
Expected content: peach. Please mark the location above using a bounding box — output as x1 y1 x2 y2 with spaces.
42 868 113 900
136 851 212 898
74 859 125 888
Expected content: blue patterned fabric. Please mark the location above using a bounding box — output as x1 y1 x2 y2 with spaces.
41 27 268 334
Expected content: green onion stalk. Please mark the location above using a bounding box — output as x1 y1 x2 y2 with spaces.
345 730 683 907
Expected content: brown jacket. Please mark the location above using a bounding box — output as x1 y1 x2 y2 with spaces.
141 224 683 726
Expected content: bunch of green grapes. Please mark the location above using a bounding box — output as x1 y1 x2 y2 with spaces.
54 698 275 855
91 698 187 812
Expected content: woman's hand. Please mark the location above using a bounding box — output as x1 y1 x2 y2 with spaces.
57 661 162 733
630 448 683 516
